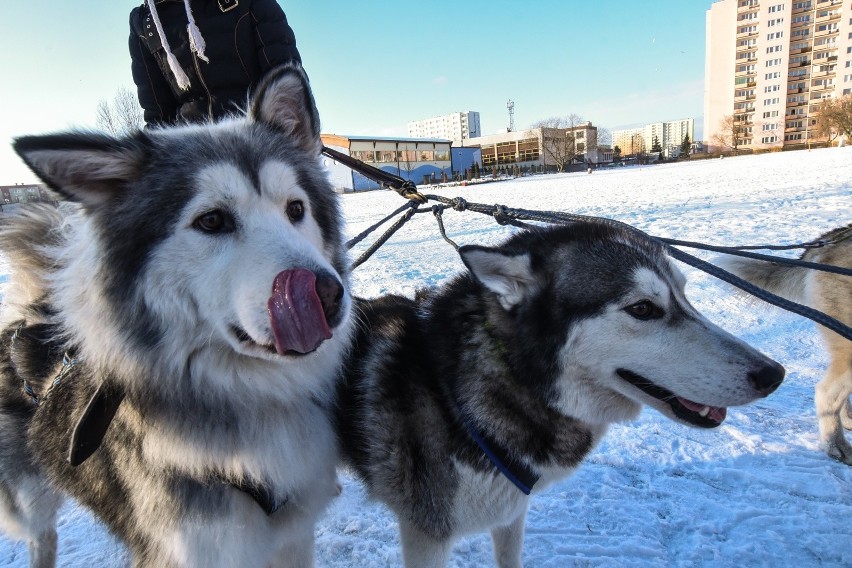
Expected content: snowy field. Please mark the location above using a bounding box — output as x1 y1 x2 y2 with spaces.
0 148 850 566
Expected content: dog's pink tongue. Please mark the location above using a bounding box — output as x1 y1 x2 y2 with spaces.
678 397 727 423
268 269 332 355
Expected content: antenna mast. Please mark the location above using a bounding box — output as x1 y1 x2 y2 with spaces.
506 100 515 132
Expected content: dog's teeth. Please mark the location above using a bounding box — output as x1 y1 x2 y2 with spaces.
699 406 710 418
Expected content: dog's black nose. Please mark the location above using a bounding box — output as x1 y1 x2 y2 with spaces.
315 272 344 327
748 361 785 396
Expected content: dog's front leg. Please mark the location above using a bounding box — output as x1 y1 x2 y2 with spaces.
490 504 527 568
27 527 57 568
815 353 852 464
399 520 452 568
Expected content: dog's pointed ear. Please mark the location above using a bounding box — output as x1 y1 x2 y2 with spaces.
250 63 321 155
13 133 146 208
459 245 538 310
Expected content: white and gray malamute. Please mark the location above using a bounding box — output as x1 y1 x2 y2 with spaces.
0 64 354 567
337 223 785 568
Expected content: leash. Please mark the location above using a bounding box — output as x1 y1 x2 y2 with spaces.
336 153 852 342
322 146 426 202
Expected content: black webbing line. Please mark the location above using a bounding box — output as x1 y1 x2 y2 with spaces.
330 152 850 339
656 238 852 276
661 246 851 338
417 196 852 341
347 201 415 250
350 201 421 270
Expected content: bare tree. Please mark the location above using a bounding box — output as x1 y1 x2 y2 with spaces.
814 95 852 143
399 145 418 181
96 87 144 136
595 127 612 148
711 114 743 154
532 114 582 173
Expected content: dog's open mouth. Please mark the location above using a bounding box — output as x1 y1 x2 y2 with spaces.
616 369 727 428
230 325 305 357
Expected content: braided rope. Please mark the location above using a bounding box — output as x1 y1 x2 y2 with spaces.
346 193 851 341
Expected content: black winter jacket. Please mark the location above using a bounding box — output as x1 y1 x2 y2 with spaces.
129 0 301 126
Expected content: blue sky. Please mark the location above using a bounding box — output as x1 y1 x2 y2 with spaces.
1 1 711 184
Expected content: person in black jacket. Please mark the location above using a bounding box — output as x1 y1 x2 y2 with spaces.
129 0 302 126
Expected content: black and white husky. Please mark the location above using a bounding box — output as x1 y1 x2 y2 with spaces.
337 223 785 568
0 65 354 567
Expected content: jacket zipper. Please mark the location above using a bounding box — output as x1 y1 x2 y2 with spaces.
192 54 213 119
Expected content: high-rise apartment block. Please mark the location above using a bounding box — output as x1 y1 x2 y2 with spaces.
612 118 695 157
705 0 852 150
407 112 481 144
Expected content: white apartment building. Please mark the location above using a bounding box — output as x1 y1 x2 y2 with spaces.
612 118 695 157
705 0 852 151
407 111 481 144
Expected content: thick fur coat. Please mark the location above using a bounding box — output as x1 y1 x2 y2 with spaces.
0 64 353 568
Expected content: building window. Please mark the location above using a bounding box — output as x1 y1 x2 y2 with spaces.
769 4 785 12
768 18 785 27
816 23 839 32
763 124 778 131
764 97 781 105
765 85 781 92
766 45 783 53
761 136 778 144
766 58 782 67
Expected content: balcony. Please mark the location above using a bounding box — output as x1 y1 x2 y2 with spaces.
815 12 841 22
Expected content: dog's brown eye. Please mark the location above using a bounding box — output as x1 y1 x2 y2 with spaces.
192 210 235 234
626 300 664 320
287 200 305 222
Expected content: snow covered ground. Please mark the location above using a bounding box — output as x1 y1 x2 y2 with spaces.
1 148 850 566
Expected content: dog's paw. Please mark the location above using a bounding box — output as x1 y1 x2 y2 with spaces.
826 437 852 466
